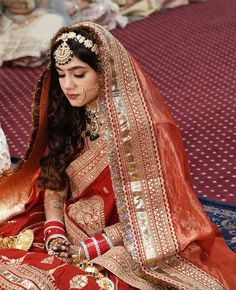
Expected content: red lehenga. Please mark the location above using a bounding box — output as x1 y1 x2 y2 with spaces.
0 22 235 290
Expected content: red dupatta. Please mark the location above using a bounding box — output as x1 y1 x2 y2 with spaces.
0 22 235 289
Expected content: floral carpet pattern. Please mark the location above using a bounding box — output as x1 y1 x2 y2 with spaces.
200 197 236 252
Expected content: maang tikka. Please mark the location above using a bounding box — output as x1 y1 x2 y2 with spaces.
53 32 98 65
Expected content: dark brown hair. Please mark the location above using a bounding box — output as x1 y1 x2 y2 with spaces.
37 27 99 190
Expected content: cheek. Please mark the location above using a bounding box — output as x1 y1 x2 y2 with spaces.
89 73 98 86
58 79 65 91
84 76 97 88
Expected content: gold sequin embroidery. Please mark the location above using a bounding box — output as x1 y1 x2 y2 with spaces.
68 195 105 236
69 275 88 289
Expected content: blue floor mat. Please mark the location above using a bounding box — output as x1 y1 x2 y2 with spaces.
199 197 236 252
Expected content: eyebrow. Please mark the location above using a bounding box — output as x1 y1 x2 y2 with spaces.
56 65 86 72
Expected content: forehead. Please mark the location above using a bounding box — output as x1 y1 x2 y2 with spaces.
55 56 90 71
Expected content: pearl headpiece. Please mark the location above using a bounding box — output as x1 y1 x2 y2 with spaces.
53 32 98 65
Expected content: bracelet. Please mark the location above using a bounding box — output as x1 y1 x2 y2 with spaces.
80 241 90 260
91 237 101 256
44 227 66 241
44 222 66 239
45 233 68 252
44 225 65 235
80 233 112 260
94 234 110 253
44 219 64 225
44 220 67 251
44 220 65 233
101 233 113 248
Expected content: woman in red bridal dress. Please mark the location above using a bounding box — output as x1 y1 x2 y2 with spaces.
0 22 235 289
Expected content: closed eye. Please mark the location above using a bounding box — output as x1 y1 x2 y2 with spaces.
75 73 85 78
56 70 65 78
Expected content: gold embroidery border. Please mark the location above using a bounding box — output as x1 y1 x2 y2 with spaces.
64 205 89 243
101 31 177 262
139 254 225 290
68 195 105 236
0 263 57 290
66 138 108 198
93 246 164 290
87 23 225 290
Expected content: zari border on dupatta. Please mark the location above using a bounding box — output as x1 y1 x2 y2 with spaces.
0 255 57 290
77 23 225 290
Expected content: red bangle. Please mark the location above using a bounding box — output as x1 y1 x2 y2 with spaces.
44 224 65 234
44 220 66 241
44 228 66 241
44 220 64 229
95 234 110 253
81 233 112 260
44 220 68 251
84 238 98 260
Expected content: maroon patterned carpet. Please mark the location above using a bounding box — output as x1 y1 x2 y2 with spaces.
0 0 235 203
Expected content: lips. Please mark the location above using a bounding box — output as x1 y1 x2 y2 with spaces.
67 94 79 100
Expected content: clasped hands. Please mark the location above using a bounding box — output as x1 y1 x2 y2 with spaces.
48 237 85 263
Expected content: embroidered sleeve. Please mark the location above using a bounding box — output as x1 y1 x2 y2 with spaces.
104 222 123 247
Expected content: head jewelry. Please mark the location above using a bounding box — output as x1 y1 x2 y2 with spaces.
53 32 98 65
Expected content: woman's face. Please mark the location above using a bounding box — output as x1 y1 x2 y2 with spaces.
56 56 99 108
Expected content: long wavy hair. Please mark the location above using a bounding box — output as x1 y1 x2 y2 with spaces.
37 28 100 191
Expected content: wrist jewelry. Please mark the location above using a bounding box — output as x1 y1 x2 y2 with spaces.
80 233 112 260
80 240 90 260
44 220 68 251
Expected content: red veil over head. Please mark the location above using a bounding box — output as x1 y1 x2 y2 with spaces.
0 22 235 289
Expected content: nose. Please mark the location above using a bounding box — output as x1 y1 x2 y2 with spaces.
64 74 75 91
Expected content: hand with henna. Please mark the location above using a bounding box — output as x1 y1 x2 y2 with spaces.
48 237 86 263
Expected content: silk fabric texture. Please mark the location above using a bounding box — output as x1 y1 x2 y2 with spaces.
0 22 235 289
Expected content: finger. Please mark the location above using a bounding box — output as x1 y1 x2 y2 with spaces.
51 240 69 247
66 252 79 258
56 239 70 246
50 238 70 247
51 245 68 252
57 251 70 258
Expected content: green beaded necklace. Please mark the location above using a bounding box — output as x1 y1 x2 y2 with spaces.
85 106 100 141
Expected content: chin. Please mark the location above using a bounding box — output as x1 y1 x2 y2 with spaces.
69 101 83 108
